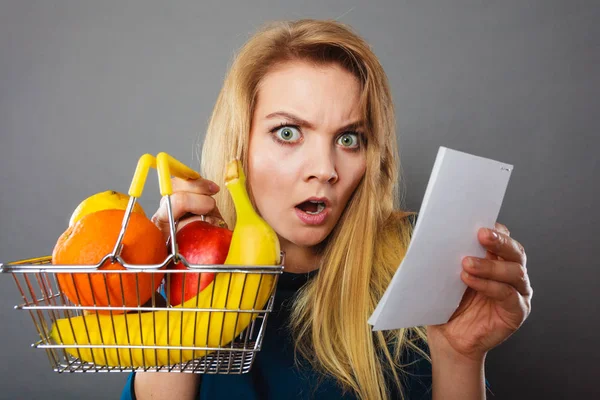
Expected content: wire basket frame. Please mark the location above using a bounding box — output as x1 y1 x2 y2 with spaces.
1 256 283 374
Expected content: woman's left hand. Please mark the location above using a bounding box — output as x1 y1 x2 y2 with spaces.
426 223 533 362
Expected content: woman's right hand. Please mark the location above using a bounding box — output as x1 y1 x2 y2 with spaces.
150 176 226 239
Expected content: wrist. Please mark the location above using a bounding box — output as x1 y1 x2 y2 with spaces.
429 341 487 400
429 340 487 368
427 327 487 366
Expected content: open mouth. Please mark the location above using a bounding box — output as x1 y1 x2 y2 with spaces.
296 200 326 215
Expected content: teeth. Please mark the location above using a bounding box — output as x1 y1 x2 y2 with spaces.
305 201 326 215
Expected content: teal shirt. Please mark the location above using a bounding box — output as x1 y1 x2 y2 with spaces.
121 270 433 399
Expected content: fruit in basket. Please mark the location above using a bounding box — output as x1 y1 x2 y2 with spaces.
166 220 233 306
49 159 281 367
53 209 167 314
69 190 146 227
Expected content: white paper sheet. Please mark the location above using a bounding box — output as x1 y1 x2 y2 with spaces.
368 146 513 331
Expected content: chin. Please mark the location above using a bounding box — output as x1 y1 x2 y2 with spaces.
293 237 325 248
283 228 332 248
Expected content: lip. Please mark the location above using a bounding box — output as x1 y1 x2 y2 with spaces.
294 207 330 225
294 197 331 226
295 197 331 208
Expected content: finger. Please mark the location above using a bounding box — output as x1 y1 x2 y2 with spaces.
478 228 527 266
463 257 532 297
485 223 510 260
166 197 225 221
494 222 510 236
484 250 499 261
177 214 229 230
171 176 220 195
461 271 532 325
201 214 228 228
461 270 522 307
152 192 217 230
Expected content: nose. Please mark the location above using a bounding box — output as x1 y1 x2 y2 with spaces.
304 144 339 184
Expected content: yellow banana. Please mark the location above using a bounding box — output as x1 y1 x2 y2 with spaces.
49 159 281 367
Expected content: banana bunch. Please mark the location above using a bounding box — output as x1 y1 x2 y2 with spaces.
49 159 281 367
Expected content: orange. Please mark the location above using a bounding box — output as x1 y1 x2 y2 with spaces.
53 209 167 314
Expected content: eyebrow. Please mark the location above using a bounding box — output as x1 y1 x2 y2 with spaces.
264 111 364 133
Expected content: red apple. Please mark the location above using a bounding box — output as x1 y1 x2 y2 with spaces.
166 219 233 306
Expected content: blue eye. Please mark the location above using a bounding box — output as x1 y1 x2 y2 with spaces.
274 126 301 142
337 132 360 148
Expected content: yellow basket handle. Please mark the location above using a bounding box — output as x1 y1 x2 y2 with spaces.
153 152 201 260
112 152 200 261
128 154 157 198
156 152 201 196
127 152 199 198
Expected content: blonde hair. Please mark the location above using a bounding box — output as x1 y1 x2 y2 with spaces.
200 19 429 400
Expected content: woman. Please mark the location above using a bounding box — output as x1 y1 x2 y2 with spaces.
125 19 532 399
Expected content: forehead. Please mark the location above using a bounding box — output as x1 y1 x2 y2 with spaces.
254 60 362 124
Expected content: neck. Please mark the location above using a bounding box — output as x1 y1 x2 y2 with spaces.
279 237 322 274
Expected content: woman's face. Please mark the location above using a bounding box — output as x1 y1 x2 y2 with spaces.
248 60 367 249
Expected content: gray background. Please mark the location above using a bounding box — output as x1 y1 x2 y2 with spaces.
0 1 597 399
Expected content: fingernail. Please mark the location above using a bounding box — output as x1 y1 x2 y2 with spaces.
465 257 477 268
151 209 163 225
488 229 498 240
210 182 220 193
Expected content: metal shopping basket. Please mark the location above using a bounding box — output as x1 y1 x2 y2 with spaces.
0 152 284 374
